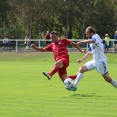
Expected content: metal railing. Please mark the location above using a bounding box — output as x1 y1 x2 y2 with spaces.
0 39 116 53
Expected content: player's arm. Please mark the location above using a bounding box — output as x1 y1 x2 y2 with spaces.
77 39 94 45
31 44 47 52
77 52 92 63
70 41 85 53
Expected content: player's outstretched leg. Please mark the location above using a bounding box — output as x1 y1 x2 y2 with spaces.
42 71 52 80
67 75 77 80
111 78 117 88
102 73 117 88
73 73 83 87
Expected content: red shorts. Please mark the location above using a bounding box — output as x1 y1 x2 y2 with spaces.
58 58 69 78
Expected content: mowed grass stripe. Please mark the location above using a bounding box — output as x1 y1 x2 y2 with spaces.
0 52 117 117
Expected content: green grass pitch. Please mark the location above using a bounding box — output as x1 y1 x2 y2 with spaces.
0 52 117 117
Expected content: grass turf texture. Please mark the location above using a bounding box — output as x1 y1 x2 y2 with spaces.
0 52 117 117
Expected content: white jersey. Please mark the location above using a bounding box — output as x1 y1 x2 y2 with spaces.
88 33 107 62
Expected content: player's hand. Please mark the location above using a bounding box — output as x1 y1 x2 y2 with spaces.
31 44 36 48
77 59 82 63
77 42 82 45
81 50 86 53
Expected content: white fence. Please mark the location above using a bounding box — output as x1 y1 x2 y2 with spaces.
0 39 116 53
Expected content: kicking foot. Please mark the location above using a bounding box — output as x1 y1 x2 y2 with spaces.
42 71 51 80
65 86 77 91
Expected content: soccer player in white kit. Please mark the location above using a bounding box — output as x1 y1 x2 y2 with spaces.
69 26 117 91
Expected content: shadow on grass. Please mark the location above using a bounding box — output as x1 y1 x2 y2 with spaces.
70 93 98 99
69 93 117 100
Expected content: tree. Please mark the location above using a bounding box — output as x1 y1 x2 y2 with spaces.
0 0 11 28
0 0 116 39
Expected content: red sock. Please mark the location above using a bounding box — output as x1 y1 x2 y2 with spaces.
49 65 59 76
67 75 77 80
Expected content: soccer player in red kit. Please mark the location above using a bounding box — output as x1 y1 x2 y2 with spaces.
31 31 85 83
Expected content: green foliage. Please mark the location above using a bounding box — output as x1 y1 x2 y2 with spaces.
0 0 117 39
0 26 26 39
85 0 115 38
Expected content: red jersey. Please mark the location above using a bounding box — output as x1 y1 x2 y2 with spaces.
45 38 71 61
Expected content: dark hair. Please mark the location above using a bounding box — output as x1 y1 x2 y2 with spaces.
86 26 96 34
50 31 58 35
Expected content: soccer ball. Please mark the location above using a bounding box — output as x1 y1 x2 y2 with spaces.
64 78 73 89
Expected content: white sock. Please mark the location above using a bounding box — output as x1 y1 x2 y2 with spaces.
111 79 117 88
73 73 83 87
